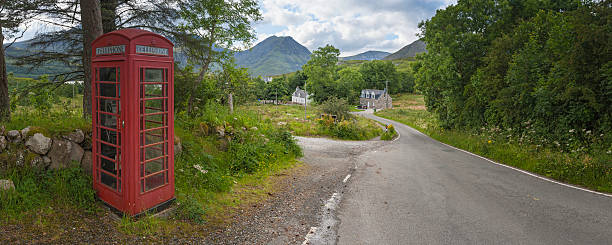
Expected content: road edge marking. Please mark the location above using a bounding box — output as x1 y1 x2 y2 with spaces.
302 227 317 245
373 114 612 198
439 141 612 198
343 174 351 183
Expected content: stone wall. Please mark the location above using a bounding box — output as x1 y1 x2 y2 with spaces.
0 125 92 175
1 126 183 176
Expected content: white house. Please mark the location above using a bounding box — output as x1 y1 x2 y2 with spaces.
291 87 311 105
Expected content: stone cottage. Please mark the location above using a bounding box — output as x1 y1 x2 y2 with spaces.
291 87 311 105
360 89 392 110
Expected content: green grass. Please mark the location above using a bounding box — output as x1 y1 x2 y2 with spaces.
376 94 612 193
0 162 97 221
1 98 307 240
248 104 382 140
5 95 90 137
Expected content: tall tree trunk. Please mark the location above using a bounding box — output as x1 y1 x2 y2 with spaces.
187 57 211 114
100 0 118 33
81 0 104 118
0 24 10 122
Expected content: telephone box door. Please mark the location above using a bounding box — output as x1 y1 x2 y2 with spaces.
135 61 174 209
92 62 126 209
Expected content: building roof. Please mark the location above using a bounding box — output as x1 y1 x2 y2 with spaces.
360 89 388 99
292 87 309 98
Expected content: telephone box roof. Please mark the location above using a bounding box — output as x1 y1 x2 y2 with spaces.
93 28 173 46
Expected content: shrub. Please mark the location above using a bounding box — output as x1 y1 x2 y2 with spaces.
320 97 351 120
381 124 397 140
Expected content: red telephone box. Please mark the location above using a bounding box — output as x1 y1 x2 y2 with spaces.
91 29 175 216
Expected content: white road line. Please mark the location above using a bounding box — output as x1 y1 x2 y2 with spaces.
393 121 612 198
392 124 401 142
439 141 612 198
302 227 317 245
343 174 351 183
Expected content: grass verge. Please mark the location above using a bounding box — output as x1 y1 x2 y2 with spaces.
376 94 612 193
1 102 305 241
248 104 382 140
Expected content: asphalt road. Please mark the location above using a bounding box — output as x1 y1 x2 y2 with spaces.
335 112 612 245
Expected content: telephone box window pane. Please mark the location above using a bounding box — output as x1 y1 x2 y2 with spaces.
145 158 164 175
99 98 118 113
144 113 165 127
143 128 165 145
99 114 117 128
99 83 117 97
100 156 117 175
142 117 164 130
100 142 117 160
101 172 117 190
145 172 166 191
142 144 165 160
143 84 165 98
144 68 163 82
99 68 117 82
100 128 118 145
144 99 164 114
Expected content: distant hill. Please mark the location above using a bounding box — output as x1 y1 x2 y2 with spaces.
4 40 75 78
340 51 391 61
383 40 427 60
6 35 312 78
234 36 311 77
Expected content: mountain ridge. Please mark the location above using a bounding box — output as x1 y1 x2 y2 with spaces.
340 50 391 61
234 36 311 77
383 40 427 60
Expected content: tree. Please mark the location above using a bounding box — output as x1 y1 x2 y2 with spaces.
287 70 307 92
80 0 103 118
16 0 181 118
0 0 49 121
217 59 252 112
335 67 363 104
303 44 340 102
178 0 262 113
267 77 288 103
359 60 399 93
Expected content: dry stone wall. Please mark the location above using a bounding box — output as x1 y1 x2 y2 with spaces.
0 126 90 173
0 125 182 178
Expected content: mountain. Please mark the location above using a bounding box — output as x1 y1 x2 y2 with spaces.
234 36 311 77
6 35 312 78
340 51 391 61
4 40 76 78
383 40 427 60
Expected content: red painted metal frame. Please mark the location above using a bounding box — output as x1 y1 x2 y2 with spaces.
91 29 174 216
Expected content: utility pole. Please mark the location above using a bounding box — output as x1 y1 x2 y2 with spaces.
304 87 307 120
385 80 389 109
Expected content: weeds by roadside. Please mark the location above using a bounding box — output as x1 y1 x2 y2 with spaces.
376 94 612 193
380 124 397 141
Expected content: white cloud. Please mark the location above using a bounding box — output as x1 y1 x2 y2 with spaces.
255 0 455 56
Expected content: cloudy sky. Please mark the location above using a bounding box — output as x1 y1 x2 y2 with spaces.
254 0 455 56
12 0 455 56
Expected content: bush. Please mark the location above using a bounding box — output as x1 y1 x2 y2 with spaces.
320 97 351 120
381 124 397 140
